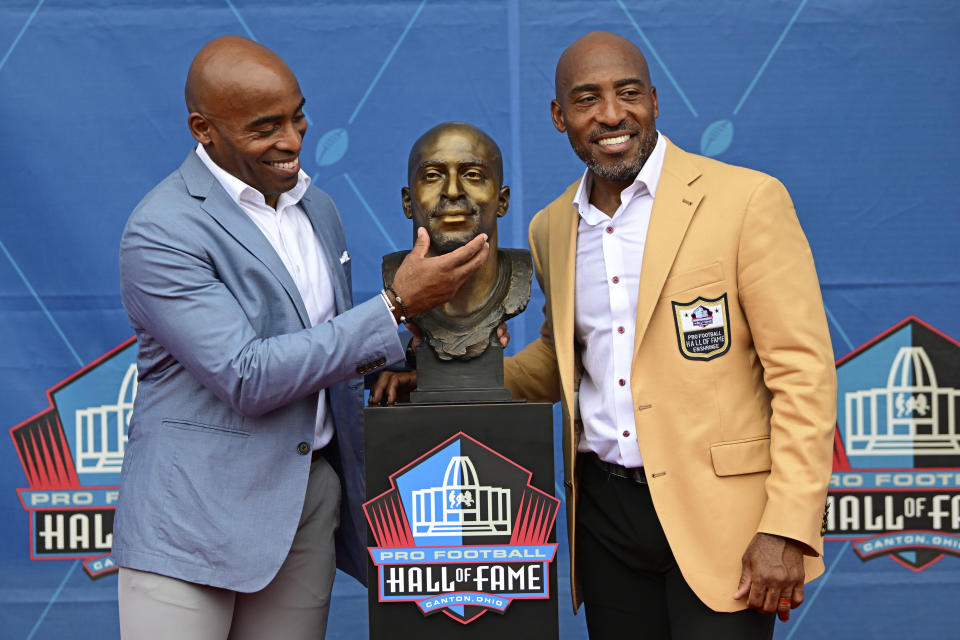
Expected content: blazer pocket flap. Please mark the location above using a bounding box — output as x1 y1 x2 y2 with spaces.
661 261 724 299
710 436 771 476
162 418 249 438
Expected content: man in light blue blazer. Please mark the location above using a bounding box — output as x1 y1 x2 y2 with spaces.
114 36 489 639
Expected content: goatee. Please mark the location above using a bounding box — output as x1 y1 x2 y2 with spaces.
572 129 658 183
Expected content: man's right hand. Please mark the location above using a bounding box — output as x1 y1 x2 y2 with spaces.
367 322 510 406
389 227 489 319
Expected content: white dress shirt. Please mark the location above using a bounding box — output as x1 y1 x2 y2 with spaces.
573 132 666 468
196 144 337 450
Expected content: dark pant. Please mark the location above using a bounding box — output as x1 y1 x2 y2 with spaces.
576 454 774 640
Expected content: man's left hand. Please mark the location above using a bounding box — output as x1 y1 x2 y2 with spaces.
733 532 805 622
369 371 417 405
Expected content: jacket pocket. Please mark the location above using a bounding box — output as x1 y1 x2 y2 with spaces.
710 435 771 476
660 261 724 299
162 418 250 438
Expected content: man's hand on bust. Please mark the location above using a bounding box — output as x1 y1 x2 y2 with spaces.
390 227 489 320
733 532 805 622
368 323 510 406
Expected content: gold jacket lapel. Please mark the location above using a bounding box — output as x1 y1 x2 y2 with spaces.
633 139 703 353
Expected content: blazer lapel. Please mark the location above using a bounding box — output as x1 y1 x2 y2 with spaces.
301 191 350 314
180 152 312 328
633 139 703 353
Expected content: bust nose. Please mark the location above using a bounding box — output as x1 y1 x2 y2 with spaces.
444 173 462 199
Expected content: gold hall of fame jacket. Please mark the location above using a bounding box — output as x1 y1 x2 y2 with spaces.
503 137 837 612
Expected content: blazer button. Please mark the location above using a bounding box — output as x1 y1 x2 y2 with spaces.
297 442 310 455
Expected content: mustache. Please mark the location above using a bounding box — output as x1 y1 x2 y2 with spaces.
589 122 640 142
428 197 480 218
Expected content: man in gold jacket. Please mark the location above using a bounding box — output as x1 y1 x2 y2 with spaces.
503 31 836 639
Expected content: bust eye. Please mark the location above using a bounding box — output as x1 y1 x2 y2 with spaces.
463 169 483 180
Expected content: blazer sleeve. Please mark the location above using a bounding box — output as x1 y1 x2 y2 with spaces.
504 213 563 404
736 176 837 555
119 205 403 419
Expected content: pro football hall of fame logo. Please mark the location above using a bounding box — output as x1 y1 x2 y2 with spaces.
828 317 960 570
9 338 137 579
364 432 560 624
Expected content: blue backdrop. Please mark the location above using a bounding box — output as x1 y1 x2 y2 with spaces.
2 1 958 638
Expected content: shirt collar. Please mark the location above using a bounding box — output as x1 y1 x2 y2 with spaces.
195 143 310 211
572 131 666 221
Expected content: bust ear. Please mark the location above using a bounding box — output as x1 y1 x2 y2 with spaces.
401 187 413 219
497 186 510 217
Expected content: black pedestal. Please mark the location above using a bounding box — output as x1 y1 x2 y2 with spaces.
364 402 559 639
411 343 514 403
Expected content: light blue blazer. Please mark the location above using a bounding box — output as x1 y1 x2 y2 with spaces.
114 151 402 591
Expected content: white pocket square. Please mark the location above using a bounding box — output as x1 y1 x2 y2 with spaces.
339 250 350 264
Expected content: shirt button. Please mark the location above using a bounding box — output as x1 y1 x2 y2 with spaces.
297 442 310 455
611 276 619 284
606 226 614 234
622 431 631 438
618 378 626 386
617 326 625 334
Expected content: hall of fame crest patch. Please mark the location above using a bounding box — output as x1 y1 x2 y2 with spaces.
828 317 960 571
364 432 559 624
672 294 730 361
8 337 137 580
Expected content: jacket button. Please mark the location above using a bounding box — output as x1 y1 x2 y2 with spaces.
297 442 310 455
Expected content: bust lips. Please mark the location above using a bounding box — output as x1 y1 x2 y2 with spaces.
430 208 477 225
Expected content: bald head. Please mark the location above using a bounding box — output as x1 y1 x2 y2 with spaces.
184 36 307 209
407 122 503 185
185 35 296 114
554 31 651 100
550 31 659 190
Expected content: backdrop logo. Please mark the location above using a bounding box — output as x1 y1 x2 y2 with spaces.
364 432 559 624
828 317 960 570
8 338 137 579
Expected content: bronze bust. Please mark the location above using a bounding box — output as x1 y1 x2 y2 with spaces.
382 122 531 361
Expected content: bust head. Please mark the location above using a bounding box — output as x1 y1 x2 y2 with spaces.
402 122 509 255
383 123 531 363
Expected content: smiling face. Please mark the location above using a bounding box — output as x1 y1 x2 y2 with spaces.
402 123 509 255
552 32 659 186
186 39 307 208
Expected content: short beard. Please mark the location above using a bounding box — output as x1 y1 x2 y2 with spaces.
432 236 469 255
571 128 658 183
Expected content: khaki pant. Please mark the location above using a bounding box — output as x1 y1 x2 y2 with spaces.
119 455 341 640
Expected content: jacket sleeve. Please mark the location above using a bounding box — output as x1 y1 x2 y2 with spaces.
504 213 562 404
119 207 404 419
737 176 837 555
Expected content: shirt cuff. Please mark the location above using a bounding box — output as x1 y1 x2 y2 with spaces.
379 290 399 328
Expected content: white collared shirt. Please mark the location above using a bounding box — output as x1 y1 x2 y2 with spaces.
573 132 666 468
196 144 336 450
